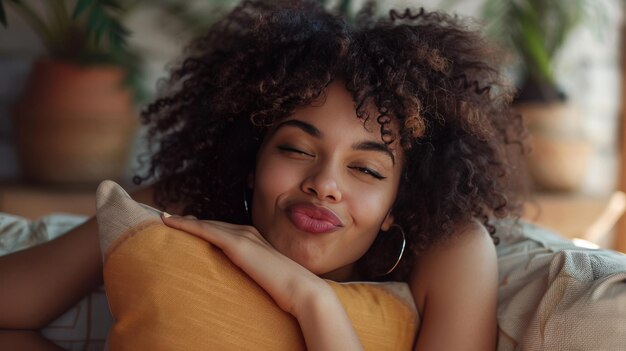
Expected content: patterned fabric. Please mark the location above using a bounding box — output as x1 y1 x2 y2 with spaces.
496 221 626 350
40 287 112 351
0 212 110 351
0 212 86 256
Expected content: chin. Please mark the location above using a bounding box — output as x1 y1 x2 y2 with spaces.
284 251 329 275
290 254 323 272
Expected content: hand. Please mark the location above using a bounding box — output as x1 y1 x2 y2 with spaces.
160 214 326 316
161 214 364 351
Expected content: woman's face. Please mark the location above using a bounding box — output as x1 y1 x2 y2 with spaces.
251 81 404 281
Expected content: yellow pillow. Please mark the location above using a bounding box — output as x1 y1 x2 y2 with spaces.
96 180 418 351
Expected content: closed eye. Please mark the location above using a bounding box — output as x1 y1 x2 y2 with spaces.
349 166 386 180
277 145 315 157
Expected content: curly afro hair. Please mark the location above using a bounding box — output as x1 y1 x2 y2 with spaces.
135 0 528 281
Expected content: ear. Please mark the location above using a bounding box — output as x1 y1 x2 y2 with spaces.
380 211 394 231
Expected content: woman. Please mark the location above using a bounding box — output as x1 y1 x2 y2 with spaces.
0 1 526 349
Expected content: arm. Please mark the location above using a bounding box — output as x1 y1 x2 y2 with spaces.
411 221 498 351
0 330 65 350
293 278 364 351
162 216 364 351
0 185 160 330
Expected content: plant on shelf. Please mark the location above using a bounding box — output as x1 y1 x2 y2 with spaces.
0 0 141 187
478 0 603 103
464 0 606 192
0 0 143 98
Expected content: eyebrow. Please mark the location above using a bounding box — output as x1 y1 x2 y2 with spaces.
352 141 396 165
274 119 321 138
274 119 396 165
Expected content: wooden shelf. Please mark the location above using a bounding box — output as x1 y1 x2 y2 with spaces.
0 182 96 219
523 192 626 252
523 194 608 239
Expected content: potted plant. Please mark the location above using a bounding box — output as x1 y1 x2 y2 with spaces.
474 0 605 192
0 0 141 187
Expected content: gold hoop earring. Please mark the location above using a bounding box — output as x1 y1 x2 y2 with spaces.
366 224 406 277
381 224 406 276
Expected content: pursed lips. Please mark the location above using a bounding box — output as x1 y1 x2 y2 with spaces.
286 203 344 234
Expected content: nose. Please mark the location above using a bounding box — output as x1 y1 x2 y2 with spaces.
301 164 342 202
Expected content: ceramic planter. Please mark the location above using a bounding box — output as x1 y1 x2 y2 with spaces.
12 59 137 187
516 102 593 192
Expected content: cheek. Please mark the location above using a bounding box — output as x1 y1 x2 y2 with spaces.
347 186 397 258
251 156 300 222
348 184 396 226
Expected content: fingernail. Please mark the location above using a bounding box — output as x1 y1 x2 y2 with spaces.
162 212 172 218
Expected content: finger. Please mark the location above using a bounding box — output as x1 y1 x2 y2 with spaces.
202 219 251 231
162 215 273 258
161 212 248 233
161 214 228 247
200 220 271 244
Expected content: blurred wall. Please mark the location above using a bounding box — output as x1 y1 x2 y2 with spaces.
399 0 624 196
0 0 623 196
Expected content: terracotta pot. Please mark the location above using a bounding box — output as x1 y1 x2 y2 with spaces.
12 59 137 187
516 102 593 192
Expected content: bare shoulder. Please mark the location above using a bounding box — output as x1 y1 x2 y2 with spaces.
409 220 498 351
411 221 495 288
420 220 493 256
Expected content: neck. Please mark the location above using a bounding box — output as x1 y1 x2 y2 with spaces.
319 263 360 282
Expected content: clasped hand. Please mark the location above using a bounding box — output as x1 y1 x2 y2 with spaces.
161 214 329 318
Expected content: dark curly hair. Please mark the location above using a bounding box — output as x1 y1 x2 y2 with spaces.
135 0 528 281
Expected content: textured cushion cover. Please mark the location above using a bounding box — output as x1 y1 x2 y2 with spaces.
495 221 626 350
95 180 418 351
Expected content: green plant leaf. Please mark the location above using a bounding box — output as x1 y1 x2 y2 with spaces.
110 19 129 37
515 3 553 84
459 0 608 96
0 2 7 27
102 0 122 11
73 0 95 19
1 0 26 27
337 0 351 15
79 0 129 53
95 20 109 47
87 6 107 45
108 19 129 53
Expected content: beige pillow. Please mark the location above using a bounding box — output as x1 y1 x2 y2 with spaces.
495 221 626 350
95 180 419 351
